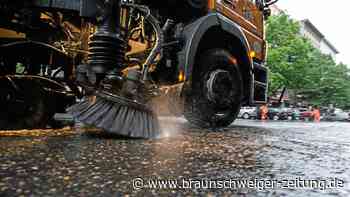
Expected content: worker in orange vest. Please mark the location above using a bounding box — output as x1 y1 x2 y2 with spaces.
260 104 268 120
312 106 321 122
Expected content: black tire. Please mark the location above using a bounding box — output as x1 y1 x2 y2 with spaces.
184 49 243 128
273 115 279 121
242 113 250 120
0 81 55 130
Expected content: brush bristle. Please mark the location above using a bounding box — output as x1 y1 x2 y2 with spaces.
68 96 160 138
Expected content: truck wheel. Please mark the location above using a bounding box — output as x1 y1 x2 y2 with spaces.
184 49 243 128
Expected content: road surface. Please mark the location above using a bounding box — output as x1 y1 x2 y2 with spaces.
0 119 349 196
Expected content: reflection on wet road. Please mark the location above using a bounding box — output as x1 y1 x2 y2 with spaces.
0 119 349 196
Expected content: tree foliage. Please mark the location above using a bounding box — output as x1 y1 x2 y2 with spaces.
266 13 350 108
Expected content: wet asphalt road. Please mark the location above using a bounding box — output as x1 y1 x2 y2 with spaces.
0 118 349 196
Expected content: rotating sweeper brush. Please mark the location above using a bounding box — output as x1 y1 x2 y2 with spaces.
69 67 161 138
68 1 162 138
69 89 160 138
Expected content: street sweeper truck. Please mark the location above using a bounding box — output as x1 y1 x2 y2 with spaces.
0 0 277 137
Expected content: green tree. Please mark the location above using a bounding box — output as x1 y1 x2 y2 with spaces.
266 13 350 108
267 14 314 94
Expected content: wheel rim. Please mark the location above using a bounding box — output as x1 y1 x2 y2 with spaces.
204 69 239 117
206 69 234 105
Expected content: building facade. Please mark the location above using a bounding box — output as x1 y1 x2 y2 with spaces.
299 19 339 59
270 5 339 59
270 4 284 16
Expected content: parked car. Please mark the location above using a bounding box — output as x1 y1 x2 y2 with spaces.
257 107 284 120
255 107 281 120
268 108 282 120
278 108 300 120
291 108 301 120
238 107 257 119
299 108 313 121
256 107 301 121
323 108 350 121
